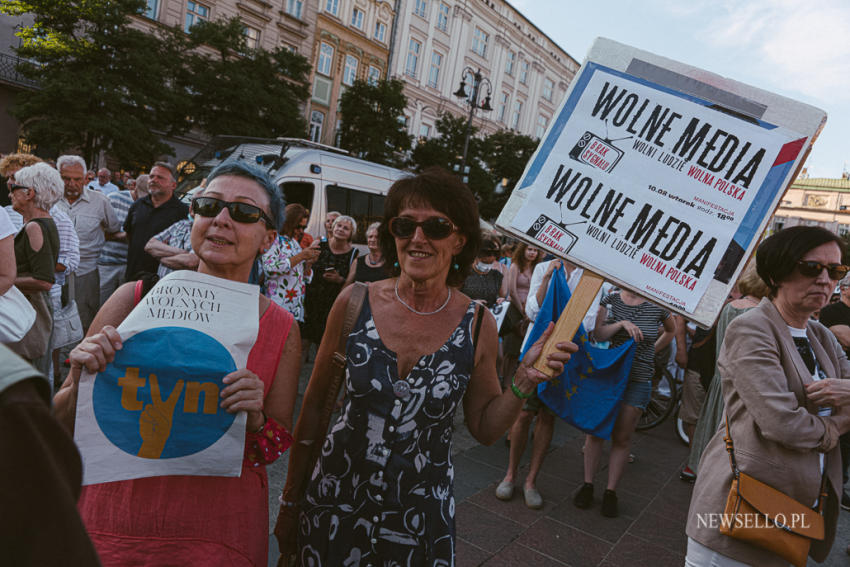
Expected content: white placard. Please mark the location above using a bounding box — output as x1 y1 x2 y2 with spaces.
497 38 826 327
75 271 260 485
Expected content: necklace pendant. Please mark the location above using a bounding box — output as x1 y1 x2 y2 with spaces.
393 380 412 400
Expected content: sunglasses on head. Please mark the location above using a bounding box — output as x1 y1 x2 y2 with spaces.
389 216 457 240
192 196 273 225
796 260 850 280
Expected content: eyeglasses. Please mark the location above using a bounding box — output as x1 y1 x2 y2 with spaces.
389 216 457 240
8 183 29 192
192 196 273 225
796 260 850 280
481 248 499 256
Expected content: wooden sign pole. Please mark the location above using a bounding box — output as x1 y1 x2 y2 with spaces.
532 271 605 377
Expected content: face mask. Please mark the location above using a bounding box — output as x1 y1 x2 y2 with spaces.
475 261 492 272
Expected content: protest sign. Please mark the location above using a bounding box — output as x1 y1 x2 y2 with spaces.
497 38 826 327
75 270 260 485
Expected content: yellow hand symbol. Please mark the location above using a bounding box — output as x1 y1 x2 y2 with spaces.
137 375 184 459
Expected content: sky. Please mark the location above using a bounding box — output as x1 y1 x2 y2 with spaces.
512 0 850 179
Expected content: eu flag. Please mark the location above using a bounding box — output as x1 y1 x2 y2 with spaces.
520 268 636 440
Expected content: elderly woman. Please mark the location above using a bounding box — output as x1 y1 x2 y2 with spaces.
302 214 358 353
262 203 320 324
686 226 850 566
274 167 576 565
9 163 63 368
460 235 508 307
344 221 388 286
53 162 301 566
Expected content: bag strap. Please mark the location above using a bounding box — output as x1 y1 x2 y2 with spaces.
724 416 828 513
305 282 368 474
133 280 144 307
472 303 485 358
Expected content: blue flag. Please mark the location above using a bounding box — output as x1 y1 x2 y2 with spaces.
520 268 636 439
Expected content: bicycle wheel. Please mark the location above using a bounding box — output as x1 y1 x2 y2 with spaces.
636 368 678 430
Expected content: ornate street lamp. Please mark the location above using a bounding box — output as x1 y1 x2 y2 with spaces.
453 67 492 182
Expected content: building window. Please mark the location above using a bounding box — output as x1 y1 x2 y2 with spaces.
498 92 509 123
374 21 387 43
143 0 159 19
414 0 427 18
519 60 529 84
313 76 332 104
309 111 324 143
511 100 523 129
505 50 515 76
367 65 381 85
436 3 449 32
243 26 260 50
343 55 358 86
185 1 209 32
285 0 303 19
542 77 554 102
351 8 364 29
419 124 431 138
427 51 442 89
536 114 548 138
838 223 850 237
317 42 334 76
472 27 488 58
405 39 421 77
325 0 339 16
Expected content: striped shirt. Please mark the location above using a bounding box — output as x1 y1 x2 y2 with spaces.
153 218 193 278
98 191 134 265
600 293 670 382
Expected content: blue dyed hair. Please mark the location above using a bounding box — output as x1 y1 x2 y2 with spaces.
205 161 285 230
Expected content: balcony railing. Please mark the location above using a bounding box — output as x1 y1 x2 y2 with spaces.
0 51 39 89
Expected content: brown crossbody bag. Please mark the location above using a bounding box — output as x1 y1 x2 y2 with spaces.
719 418 827 567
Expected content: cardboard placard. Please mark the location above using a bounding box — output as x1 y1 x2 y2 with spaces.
496 38 826 327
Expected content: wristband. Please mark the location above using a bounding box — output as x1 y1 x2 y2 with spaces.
511 375 533 400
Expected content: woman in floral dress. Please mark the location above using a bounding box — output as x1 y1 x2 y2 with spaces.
262 203 320 323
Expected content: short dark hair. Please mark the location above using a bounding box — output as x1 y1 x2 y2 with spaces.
756 226 844 297
478 234 501 258
206 161 285 230
282 203 308 237
379 167 481 287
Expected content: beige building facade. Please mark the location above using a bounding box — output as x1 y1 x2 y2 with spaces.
388 0 579 143
770 176 850 237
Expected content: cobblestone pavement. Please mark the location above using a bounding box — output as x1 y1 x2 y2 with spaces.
266 361 849 567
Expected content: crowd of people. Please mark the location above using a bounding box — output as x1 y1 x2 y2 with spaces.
2 155 850 566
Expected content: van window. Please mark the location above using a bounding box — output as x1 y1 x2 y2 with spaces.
280 181 314 210
326 184 386 244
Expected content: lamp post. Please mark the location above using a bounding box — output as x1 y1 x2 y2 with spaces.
453 67 492 182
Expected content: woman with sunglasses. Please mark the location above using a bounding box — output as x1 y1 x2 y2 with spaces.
686 226 850 567
53 162 301 567
302 214 358 358
460 235 508 308
262 203 320 324
275 167 575 566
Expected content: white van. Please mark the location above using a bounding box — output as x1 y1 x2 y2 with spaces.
176 136 409 245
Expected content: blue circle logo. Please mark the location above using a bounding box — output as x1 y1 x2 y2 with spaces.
93 327 237 459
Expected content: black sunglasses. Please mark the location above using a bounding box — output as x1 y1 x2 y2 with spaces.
796 260 850 280
192 196 273 226
389 216 456 240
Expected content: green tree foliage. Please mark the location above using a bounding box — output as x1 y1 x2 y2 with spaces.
337 78 411 167
182 18 310 139
1 3 311 168
408 112 538 220
1 0 187 167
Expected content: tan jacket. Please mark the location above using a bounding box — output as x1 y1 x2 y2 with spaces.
686 298 850 566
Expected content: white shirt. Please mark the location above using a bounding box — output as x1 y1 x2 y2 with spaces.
87 180 120 196
0 207 14 240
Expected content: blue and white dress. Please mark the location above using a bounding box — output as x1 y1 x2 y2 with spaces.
298 294 477 567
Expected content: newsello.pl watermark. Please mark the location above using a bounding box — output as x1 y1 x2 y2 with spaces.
696 513 811 530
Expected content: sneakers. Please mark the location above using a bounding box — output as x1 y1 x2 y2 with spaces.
573 482 594 509
601 489 619 518
524 486 544 509
680 465 697 483
495 480 514 501
841 490 850 511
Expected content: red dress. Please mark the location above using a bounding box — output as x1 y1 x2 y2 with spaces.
78 303 293 566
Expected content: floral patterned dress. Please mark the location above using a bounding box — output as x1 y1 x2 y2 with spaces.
298 294 477 567
262 234 311 322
